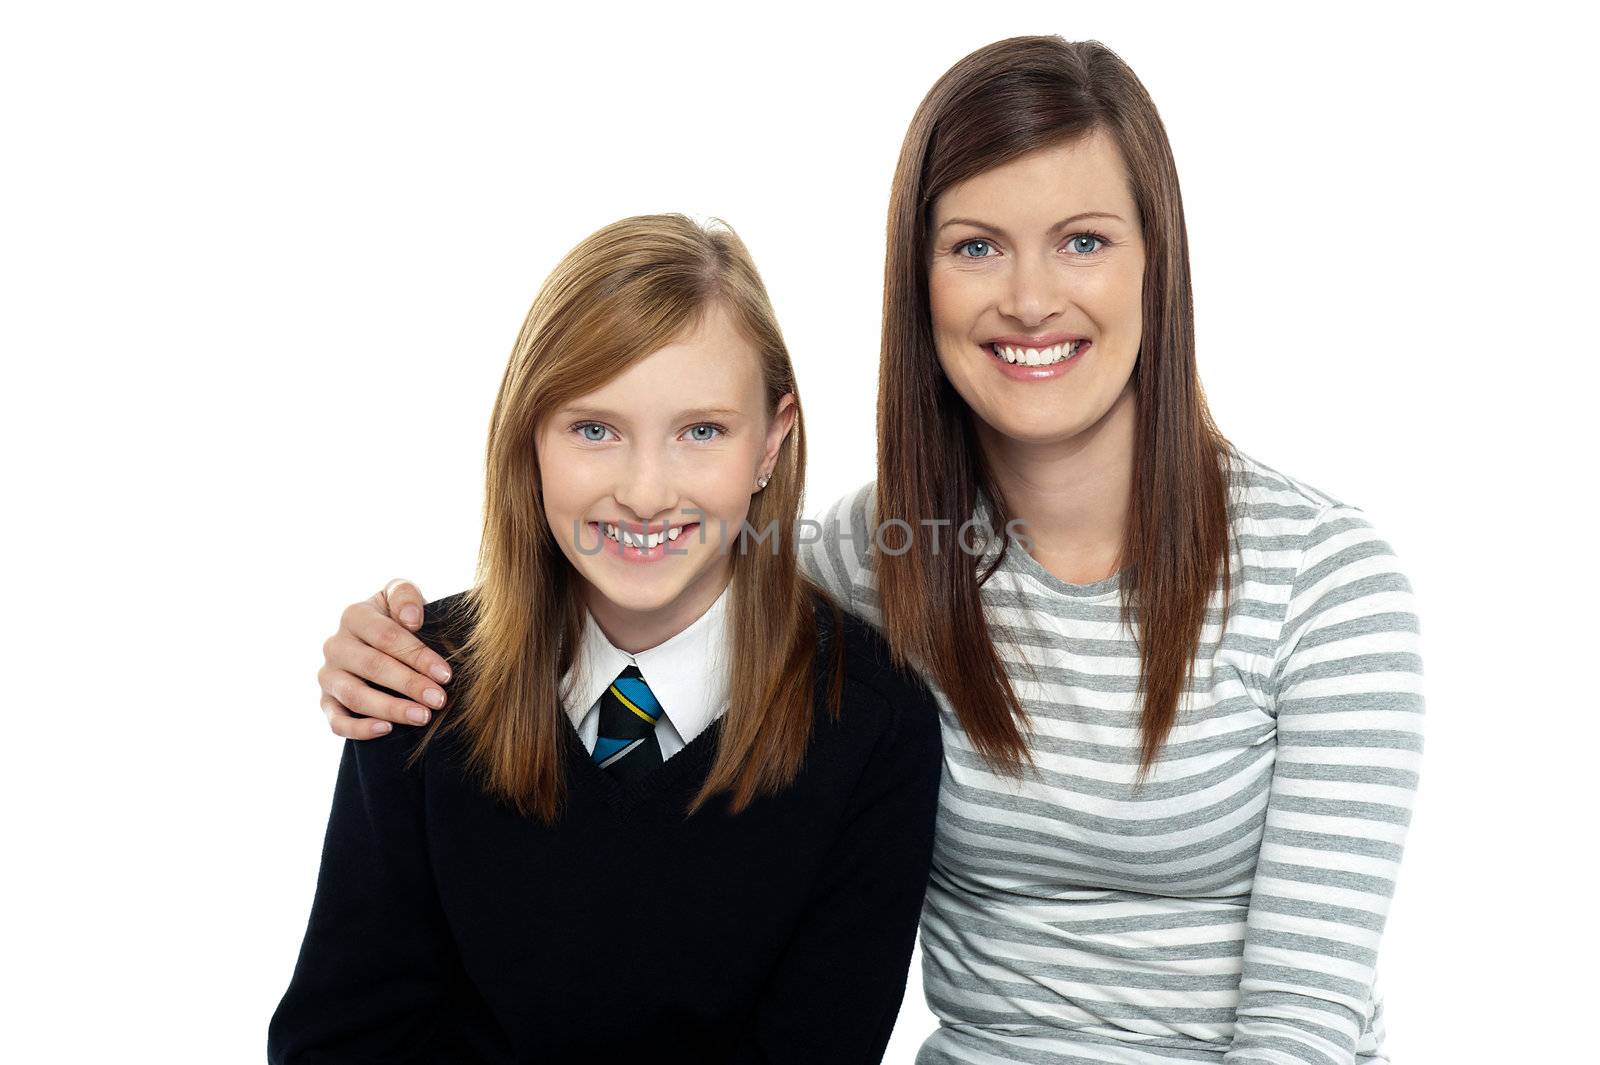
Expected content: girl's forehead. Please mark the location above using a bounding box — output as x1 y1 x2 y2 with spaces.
561 327 766 420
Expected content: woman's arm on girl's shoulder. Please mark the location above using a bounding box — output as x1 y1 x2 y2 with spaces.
318 580 457 740
797 481 877 619
1225 505 1425 1064
267 720 457 1064
727 666 944 1064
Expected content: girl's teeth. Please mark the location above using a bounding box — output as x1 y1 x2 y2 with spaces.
600 523 689 549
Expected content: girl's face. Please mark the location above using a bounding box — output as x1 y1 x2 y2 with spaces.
927 130 1145 451
535 301 796 647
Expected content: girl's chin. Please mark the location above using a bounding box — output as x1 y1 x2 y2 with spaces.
580 574 684 619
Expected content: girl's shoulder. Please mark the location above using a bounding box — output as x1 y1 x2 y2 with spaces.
356 590 477 770
807 586 940 742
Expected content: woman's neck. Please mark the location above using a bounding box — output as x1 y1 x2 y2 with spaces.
976 378 1136 586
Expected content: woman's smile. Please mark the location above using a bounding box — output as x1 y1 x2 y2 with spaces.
981 334 1091 380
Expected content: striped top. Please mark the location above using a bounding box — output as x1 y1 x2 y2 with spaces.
797 448 1424 1065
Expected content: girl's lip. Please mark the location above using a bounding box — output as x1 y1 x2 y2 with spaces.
589 521 701 564
596 520 693 536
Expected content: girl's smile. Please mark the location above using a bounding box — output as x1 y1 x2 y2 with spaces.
587 520 703 563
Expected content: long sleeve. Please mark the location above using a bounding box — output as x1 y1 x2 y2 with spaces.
267 726 457 1064
727 679 945 1064
1224 505 1425 1064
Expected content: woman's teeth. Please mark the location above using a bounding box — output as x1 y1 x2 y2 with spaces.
989 340 1084 366
602 523 686 549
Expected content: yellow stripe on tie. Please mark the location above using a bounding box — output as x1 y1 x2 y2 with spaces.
611 685 657 724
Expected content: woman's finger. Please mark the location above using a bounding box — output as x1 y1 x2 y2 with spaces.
320 625 441 723
380 578 431 634
321 692 394 740
318 655 432 727
366 584 454 686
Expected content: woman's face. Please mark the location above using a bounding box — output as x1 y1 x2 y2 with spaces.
535 300 796 645
927 130 1145 450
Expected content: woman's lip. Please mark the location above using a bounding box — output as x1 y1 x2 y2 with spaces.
980 340 1088 380
986 333 1090 347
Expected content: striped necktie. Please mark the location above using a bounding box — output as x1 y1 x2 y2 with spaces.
592 664 664 783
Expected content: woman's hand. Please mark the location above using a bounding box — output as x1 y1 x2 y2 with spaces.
318 579 455 739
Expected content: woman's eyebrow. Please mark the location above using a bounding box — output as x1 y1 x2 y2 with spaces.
935 210 1127 237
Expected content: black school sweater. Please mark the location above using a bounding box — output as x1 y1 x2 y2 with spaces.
267 589 945 1064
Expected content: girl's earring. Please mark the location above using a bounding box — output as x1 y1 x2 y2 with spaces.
756 474 769 490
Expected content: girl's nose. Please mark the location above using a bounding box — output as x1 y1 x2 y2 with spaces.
612 448 679 521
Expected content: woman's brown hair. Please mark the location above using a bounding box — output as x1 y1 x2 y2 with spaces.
413 213 844 821
877 36 1233 776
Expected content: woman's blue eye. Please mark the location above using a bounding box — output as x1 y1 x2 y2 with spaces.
1068 233 1108 255
687 424 724 442
956 239 996 258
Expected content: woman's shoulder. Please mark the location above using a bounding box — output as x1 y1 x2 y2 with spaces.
1221 446 1417 632
1223 445 1399 549
797 480 880 612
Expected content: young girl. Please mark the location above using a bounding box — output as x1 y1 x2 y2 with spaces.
268 214 944 1064
312 37 1423 1065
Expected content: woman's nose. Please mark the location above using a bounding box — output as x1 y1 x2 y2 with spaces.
998 252 1062 328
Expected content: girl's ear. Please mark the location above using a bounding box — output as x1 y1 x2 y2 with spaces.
760 392 798 480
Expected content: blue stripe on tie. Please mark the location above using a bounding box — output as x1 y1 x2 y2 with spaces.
612 676 661 716
592 736 632 763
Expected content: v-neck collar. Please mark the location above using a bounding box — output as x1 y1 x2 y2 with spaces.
561 707 727 816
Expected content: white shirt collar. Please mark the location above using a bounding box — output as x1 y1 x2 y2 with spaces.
564 582 732 747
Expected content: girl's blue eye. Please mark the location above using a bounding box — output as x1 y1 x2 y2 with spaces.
956 239 996 258
686 424 724 443
575 422 610 442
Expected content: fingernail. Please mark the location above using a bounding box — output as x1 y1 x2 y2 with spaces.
401 605 421 626
424 688 445 709
407 707 431 725
372 721 392 735
430 664 452 684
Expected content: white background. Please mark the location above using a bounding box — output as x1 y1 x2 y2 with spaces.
4 2 1596 1062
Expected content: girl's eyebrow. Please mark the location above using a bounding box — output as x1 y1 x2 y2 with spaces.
934 210 1127 238
558 406 747 422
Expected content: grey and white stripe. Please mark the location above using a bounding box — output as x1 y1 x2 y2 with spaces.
798 448 1423 1065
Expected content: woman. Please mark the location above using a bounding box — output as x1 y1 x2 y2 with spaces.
270 213 945 1063
314 38 1423 1065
